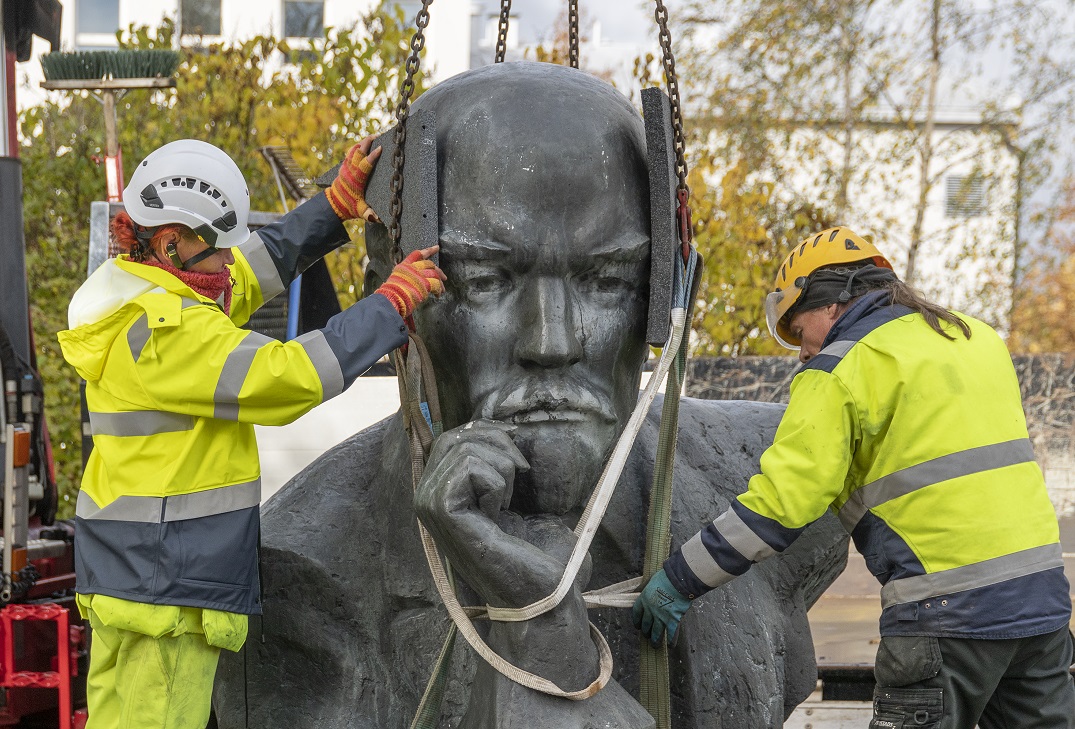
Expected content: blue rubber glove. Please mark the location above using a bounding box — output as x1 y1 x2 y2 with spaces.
632 568 694 647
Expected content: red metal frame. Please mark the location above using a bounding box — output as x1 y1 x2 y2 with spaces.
0 603 75 729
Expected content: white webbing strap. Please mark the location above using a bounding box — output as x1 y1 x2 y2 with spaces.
402 252 693 703
396 338 614 700
483 307 688 623
414 512 615 699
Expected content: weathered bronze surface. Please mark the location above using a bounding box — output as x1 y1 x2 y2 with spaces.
213 62 848 728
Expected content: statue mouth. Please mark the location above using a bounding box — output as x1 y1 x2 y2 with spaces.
503 408 592 424
481 385 618 426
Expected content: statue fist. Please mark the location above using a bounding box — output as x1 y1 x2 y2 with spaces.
414 420 530 533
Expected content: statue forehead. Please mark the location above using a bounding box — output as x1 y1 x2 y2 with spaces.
415 62 645 150
416 62 650 255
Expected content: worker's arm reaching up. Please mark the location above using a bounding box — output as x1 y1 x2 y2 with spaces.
228 136 387 325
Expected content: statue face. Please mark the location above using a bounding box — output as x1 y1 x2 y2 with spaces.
412 64 651 516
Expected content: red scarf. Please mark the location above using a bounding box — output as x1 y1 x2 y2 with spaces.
141 258 233 315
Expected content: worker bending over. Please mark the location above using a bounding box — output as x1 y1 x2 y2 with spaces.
58 137 444 729
634 227 1074 729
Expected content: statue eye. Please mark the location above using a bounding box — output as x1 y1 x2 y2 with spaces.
465 272 511 297
577 266 635 295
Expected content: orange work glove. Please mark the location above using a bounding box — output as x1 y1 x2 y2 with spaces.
375 248 447 319
325 136 381 223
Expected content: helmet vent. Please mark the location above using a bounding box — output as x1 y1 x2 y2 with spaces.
171 177 182 186
211 190 221 200
200 182 210 193
140 185 164 210
213 211 238 232
829 229 840 242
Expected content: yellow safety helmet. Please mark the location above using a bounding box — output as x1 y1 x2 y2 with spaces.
765 227 893 349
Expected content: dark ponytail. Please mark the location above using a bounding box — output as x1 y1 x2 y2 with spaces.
884 279 971 341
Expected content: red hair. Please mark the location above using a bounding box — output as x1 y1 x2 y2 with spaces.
109 211 190 259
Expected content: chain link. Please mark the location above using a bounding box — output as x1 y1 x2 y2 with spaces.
494 0 512 63
568 0 580 69
653 0 688 196
388 0 435 262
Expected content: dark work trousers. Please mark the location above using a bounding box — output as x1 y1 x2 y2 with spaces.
870 626 1075 728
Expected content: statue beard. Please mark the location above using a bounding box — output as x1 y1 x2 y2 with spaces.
507 420 619 517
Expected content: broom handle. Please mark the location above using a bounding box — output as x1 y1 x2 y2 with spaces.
102 90 124 201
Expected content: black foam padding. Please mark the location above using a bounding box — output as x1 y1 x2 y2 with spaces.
319 111 439 262
642 87 678 347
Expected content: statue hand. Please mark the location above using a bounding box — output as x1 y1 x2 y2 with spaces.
415 419 530 538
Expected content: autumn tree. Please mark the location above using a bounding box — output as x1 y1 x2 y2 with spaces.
1008 179 1075 352
677 0 1075 334
690 158 836 356
19 2 424 514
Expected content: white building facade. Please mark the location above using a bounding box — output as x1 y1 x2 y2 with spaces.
712 112 1020 328
17 0 475 108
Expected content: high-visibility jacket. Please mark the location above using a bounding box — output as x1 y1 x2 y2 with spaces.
58 194 408 628
665 290 1071 639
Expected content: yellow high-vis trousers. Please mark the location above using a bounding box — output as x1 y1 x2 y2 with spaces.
84 612 221 729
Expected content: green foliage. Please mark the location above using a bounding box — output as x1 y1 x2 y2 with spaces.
690 160 836 356
20 2 424 515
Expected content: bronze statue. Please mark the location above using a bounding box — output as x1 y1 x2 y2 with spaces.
213 61 848 728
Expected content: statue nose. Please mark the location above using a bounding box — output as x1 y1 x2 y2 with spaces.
515 278 584 368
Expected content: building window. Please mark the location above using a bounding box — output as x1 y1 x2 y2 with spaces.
181 0 222 36
284 1 324 38
945 174 986 218
78 0 119 35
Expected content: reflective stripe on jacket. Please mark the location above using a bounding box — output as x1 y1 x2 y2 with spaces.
58 194 409 616
665 290 1071 639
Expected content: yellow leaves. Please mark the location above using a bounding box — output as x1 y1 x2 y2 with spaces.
689 157 836 358
1008 181 1075 352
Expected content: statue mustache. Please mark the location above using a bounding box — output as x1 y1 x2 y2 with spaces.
478 382 617 424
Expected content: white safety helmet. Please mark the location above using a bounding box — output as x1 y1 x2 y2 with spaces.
123 139 251 249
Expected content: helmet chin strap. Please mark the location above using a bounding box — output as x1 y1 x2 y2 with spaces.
165 241 220 270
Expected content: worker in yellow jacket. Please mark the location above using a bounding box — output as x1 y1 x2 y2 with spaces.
58 137 444 729
634 228 1074 728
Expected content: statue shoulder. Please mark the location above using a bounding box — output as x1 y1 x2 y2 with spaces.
261 413 405 546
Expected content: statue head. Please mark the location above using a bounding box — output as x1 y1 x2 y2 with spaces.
367 62 652 516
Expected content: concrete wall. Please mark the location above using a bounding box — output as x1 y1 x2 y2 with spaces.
688 353 1075 516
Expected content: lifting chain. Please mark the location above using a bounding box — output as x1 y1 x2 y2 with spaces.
388 0 435 263
652 0 693 248
568 0 580 69
494 0 512 63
